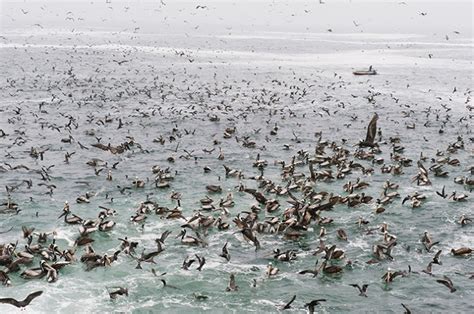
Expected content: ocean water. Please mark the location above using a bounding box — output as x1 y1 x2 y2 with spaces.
0 1 473 313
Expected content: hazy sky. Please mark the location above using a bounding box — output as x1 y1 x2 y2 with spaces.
1 0 472 37
2 0 473 3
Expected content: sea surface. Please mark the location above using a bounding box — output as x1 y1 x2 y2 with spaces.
0 1 473 313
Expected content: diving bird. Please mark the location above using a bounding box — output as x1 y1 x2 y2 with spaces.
280 294 296 310
219 242 230 261
436 276 456 293
459 214 472 227
349 283 369 297
421 262 433 276
401 303 412 314
160 279 179 289
299 259 319 277
0 290 43 308
226 273 238 291
182 256 196 270
432 250 442 265
421 231 439 252
305 299 326 313
360 113 378 147
436 186 447 198
195 254 206 271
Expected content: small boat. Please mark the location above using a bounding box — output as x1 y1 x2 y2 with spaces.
353 66 377 76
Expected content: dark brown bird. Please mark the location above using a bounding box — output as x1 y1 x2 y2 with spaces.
0 290 43 308
108 287 128 299
0 270 11 286
182 256 196 270
226 273 238 291
349 283 368 297
421 262 433 276
360 113 378 147
451 247 472 256
459 214 472 227
436 276 456 292
337 228 348 241
432 250 442 265
195 254 206 271
320 261 343 274
22 226 35 238
305 299 326 314
239 228 261 250
382 269 405 283
219 242 230 261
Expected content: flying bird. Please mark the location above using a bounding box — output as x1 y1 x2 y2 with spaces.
436 276 456 293
0 290 43 308
349 284 369 297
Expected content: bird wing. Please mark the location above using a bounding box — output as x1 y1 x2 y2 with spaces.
160 230 172 242
0 297 20 307
309 299 326 306
365 113 378 144
444 276 453 286
426 262 432 272
436 278 450 288
401 303 411 314
24 290 43 305
283 295 296 309
229 274 237 289
325 244 336 259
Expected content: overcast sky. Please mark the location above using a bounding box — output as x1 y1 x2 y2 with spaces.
1 0 472 3
1 0 472 37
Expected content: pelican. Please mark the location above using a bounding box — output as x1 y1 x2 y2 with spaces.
20 260 47 279
359 113 378 147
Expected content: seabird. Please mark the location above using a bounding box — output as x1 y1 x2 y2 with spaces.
305 299 326 314
451 247 472 256
359 113 378 147
401 303 412 314
349 284 369 297
280 295 296 310
0 270 11 286
108 287 129 299
436 276 456 293
266 262 279 277
226 273 238 291
219 242 230 261
0 291 43 308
